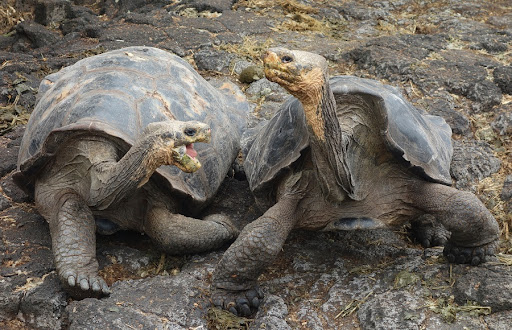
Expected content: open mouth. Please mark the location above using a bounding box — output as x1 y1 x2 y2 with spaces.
172 144 202 173
186 143 198 158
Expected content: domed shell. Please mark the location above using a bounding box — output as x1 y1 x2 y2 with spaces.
243 76 453 199
16 46 249 206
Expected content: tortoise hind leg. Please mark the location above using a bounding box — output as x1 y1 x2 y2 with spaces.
144 207 239 254
411 181 499 265
36 189 110 298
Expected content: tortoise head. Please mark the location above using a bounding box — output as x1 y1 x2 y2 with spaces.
263 48 328 102
146 120 211 173
264 47 330 141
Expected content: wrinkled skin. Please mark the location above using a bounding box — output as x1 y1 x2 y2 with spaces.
211 48 500 316
33 120 239 299
15 47 249 299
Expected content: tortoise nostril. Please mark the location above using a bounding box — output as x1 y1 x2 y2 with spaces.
281 56 293 63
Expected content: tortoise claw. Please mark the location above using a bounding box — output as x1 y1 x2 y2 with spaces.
61 269 110 299
410 216 450 248
212 287 264 317
443 240 498 265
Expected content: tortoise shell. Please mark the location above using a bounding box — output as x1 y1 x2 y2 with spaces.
16 46 249 207
243 76 452 201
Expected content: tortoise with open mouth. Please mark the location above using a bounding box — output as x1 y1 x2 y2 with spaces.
211 48 500 316
14 46 249 299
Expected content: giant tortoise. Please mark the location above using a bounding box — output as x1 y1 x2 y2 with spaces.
211 48 500 316
14 46 249 298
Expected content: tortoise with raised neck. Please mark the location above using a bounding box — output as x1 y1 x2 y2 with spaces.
211 48 499 316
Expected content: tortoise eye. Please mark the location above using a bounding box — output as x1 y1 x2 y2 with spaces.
281 56 293 63
184 128 197 137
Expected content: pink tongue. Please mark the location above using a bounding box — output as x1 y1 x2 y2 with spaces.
186 144 197 158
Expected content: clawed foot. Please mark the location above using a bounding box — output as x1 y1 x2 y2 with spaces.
60 269 111 299
212 287 264 317
410 215 450 248
443 240 498 266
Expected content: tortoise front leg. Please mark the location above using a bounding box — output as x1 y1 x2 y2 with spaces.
42 190 110 298
411 181 499 265
211 196 299 316
144 207 239 254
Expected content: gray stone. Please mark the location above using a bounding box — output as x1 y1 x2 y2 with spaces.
348 34 446 81
34 0 71 26
0 174 30 204
231 59 253 75
251 294 291 330
239 65 264 84
18 273 67 330
454 266 512 313
0 279 23 321
99 246 151 271
66 298 171 329
0 195 11 212
358 291 426 330
102 0 167 17
163 26 213 52
98 23 167 45
492 106 512 136
173 16 227 33
467 80 502 112
450 140 501 189
14 21 60 49
485 310 512 330
169 0 234 13
246 78 288 101
425 312 487 330
217 10 273 35
60 6 99 36
422 96 470 135
501 175 512 201
193 49 236 72
67 272 212 329
337 3 390 20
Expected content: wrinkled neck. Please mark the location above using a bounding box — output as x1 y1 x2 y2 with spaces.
90 135 171 210
296 70 329 141
301 81 348 203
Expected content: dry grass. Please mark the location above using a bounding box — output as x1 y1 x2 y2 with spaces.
471 109 512 253
98 252 186 286
234 0 318 14
425 297 491 323
0 95 30 135
0 319 30 330
206 307 252 329
496 253 512 266
335 291 374 319
278 12 325 32
0 0 33 35
234 0 345 37
217 36 274 63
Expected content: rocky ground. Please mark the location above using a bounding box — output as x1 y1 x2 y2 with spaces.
1 0 511 329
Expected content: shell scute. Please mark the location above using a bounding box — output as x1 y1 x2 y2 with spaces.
245 76 453 199
17 46 249 204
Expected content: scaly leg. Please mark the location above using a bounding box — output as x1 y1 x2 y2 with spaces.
211 196 299 316
144 207 239 254
411 181 499 265
39 190 110 298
